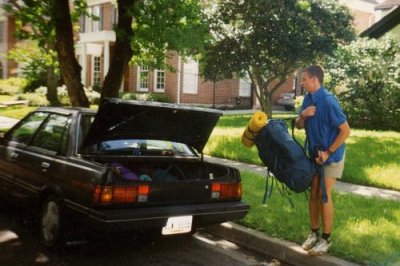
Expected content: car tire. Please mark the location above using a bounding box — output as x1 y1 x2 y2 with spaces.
40 196 64 249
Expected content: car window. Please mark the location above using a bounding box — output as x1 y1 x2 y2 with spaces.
7 112 49 144
78 114 95 151
96 139 196 157
31 114 71 153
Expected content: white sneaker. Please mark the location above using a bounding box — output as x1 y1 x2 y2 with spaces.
308 239 331 256
301 232 318 251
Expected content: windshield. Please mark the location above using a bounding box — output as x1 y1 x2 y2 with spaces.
86 139 197 157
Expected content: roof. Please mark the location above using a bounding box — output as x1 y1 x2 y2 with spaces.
375 0 400 10
360 6 400 38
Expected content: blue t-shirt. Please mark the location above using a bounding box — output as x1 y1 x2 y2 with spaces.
300 87 347 164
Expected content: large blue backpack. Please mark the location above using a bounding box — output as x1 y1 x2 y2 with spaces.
254 119 323 205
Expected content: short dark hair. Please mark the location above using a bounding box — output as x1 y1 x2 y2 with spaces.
303 65 324 84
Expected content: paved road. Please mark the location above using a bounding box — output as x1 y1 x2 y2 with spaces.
0 202 285 266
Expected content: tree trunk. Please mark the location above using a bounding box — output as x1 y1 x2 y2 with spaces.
51 0 89 107
46 62 61 106
101 0 135 101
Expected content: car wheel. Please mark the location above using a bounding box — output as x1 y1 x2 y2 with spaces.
40 196 64 249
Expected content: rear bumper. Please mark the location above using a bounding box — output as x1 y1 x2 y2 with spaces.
65 200 249 232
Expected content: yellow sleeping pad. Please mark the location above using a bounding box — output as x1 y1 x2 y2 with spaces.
241 111 268 147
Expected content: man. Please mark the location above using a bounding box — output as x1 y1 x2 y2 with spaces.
295 65 350 255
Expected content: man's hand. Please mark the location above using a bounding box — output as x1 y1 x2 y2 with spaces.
315 150 330 165
300 105 316 118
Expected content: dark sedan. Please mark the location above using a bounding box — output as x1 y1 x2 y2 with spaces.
0 98 249 248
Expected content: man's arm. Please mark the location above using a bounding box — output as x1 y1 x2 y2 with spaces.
295 106 316 129
317 121 351 164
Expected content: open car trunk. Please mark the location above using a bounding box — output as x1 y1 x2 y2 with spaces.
87 157 242 208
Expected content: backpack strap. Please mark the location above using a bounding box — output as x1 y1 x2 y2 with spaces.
262 170 274 205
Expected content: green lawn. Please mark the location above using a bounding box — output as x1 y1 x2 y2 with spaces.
0 106 36 119
204 114 400 191
240 171 400 265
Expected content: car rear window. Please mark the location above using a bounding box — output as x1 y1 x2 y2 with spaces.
90 139 196 157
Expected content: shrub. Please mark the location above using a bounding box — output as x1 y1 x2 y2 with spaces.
57 85 70 105
0 78 27 95
17 93 49 106
326 36 400 131
84 88 100 105
120 92 171 103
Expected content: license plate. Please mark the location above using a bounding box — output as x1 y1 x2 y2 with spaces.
162 215 193 235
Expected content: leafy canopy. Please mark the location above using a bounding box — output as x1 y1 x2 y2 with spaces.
326 36 400 131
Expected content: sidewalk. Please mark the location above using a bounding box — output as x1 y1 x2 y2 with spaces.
0 116 18 129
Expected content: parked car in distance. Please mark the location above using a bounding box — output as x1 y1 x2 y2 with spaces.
277 92 295 111
0 98 249 248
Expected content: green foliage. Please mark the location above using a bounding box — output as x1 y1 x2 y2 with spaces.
201 0 354 116
121 92 171 103
0 78 27 95
8 43 52 92
16 93 49 106
326 36 400 131
129 0 208 69
57 86 100 106
240 171 400 265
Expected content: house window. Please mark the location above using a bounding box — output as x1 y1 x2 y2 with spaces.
92 56 101 87
137 65 149 92
154 69 165 92
92 5 103 32
239 78 251 97
0 21 4 43
83 5 103 33
182 59 198 94
111 6 118 26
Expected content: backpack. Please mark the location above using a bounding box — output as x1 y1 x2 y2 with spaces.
254 119 321 205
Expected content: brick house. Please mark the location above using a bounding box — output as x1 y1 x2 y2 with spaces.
76 0 254 108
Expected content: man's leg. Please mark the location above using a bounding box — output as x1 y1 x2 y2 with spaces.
320 176 336 236
302 175 321 250
308 176 336 255
309 175 321 229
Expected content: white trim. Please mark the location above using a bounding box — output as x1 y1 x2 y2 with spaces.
104 41 110 77
86 0 112 6
137 65 149 92
153 69 165 93
79 31 116 43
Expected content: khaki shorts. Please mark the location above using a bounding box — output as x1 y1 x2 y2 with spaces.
324 155 345 179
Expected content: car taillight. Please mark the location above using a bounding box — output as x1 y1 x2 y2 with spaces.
211 182 242 199
93 184 150 205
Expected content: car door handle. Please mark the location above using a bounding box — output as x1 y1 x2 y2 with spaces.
11 152 19 159
41 162 50 171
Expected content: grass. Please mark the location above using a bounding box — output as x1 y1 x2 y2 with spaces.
0 95 16 102
239 171 400 265
0 106 36 119
204 114 400 191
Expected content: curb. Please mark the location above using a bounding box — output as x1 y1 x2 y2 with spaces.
204 222 359 266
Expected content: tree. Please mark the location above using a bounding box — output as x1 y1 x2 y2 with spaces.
50 0 90 107
4 0 208 106
325 36 400 131
200 0 354 117
3 0 62 106
101 0 208 100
